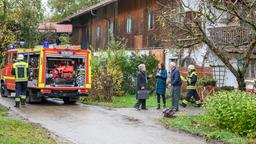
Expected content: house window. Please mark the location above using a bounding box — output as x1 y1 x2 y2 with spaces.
126 16 132 33
148 11 155 30
176 5 185 23
109 20 114 34
12 53 17 63
5 54 10 65
96 25 101 39
237 59 243 70
248 61 255 79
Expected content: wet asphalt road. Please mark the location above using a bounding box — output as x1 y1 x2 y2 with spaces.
0 97 207 144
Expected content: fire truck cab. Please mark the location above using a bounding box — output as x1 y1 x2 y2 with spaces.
0 46 91 104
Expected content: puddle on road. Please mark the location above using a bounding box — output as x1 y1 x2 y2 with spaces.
122 115 141 125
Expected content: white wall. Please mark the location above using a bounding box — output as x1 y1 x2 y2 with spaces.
177 1 238 87
164 45 239 88
207 51 238 87
189 46 238 87
182 0 201 12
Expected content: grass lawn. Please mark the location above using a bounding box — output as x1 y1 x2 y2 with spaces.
162 115 255 144
81 95 173 108
0 105 56 144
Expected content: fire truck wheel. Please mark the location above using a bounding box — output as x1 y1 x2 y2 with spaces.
0 82 5 97
27 90 42 104
63 97 77 104
1 82 9 97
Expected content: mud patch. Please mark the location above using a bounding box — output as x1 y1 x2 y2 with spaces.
122 115 141 125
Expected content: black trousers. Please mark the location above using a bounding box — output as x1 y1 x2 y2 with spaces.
185 90 200 102
15 82 27 105
156 93 166 106
135 99 146 109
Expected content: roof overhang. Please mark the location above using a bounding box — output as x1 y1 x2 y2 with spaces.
58 0 117 24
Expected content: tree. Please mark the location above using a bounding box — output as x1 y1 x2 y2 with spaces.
157 0 256 90
0 0 44 49
0 0 16 53
48 0 101 21
14 0 44 47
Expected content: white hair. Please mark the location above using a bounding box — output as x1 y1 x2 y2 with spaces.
169 62 176 67
138 64 146 71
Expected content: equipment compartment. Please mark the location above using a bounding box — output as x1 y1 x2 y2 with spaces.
45 57 86 87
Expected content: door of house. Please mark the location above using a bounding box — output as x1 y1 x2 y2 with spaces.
81 26 89 49
134 35 143 49
150 49 164 63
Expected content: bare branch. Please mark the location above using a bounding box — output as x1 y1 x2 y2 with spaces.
242 38 256 75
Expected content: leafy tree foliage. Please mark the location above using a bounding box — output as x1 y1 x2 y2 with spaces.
0 0 43 50
48 0 101 21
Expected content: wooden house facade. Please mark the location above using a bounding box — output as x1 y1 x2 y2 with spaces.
60 0 180 52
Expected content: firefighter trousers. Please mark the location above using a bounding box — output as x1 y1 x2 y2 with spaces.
15 82 27 107
185 89 200 103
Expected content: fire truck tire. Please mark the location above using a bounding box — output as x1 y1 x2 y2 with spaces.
1 82 9 97
63 97 77 104
0 82 5 97
27 90 42 104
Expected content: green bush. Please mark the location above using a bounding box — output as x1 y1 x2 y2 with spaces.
219 86 235 91
89 53 116 101
59 34 71 45
204 90 256 138
105 50 127 92
90 36 159 99
122 53 159 94
197 77 217 86
91 50 159 96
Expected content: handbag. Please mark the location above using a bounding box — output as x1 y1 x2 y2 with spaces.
137 90 149 99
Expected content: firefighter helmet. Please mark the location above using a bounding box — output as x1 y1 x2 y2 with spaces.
17 54 24 60
188 65 195 70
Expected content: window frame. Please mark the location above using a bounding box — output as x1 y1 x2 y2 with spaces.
12 53 17 63
148 10 155 30
176 5 185 23
108 20 114 34
126 16 132 33
5 54 10 65
248 60 255 79
96 25 101 39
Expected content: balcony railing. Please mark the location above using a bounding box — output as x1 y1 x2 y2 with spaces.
208 26 254 47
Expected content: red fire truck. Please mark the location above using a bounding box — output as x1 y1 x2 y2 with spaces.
0 46 91 104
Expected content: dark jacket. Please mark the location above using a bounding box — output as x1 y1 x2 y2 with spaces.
170 67 182 87
136 71 148 99
136 71 147 91
155 69 167 95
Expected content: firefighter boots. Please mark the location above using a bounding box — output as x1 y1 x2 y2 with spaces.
14 98 20 108
21 95 26 105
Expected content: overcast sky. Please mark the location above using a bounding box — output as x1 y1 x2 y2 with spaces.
42 0 48 6
42 0 51 15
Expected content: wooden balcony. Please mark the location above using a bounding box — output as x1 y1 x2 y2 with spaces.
208 26 254 47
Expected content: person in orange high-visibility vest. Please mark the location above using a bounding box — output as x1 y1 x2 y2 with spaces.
12 54 29 108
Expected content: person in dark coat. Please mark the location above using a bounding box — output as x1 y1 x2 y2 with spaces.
155 63 167 109
135 64 149 110
167 62 182 115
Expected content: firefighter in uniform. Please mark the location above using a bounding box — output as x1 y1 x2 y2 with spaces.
181 65 201 107
12 54 29 108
